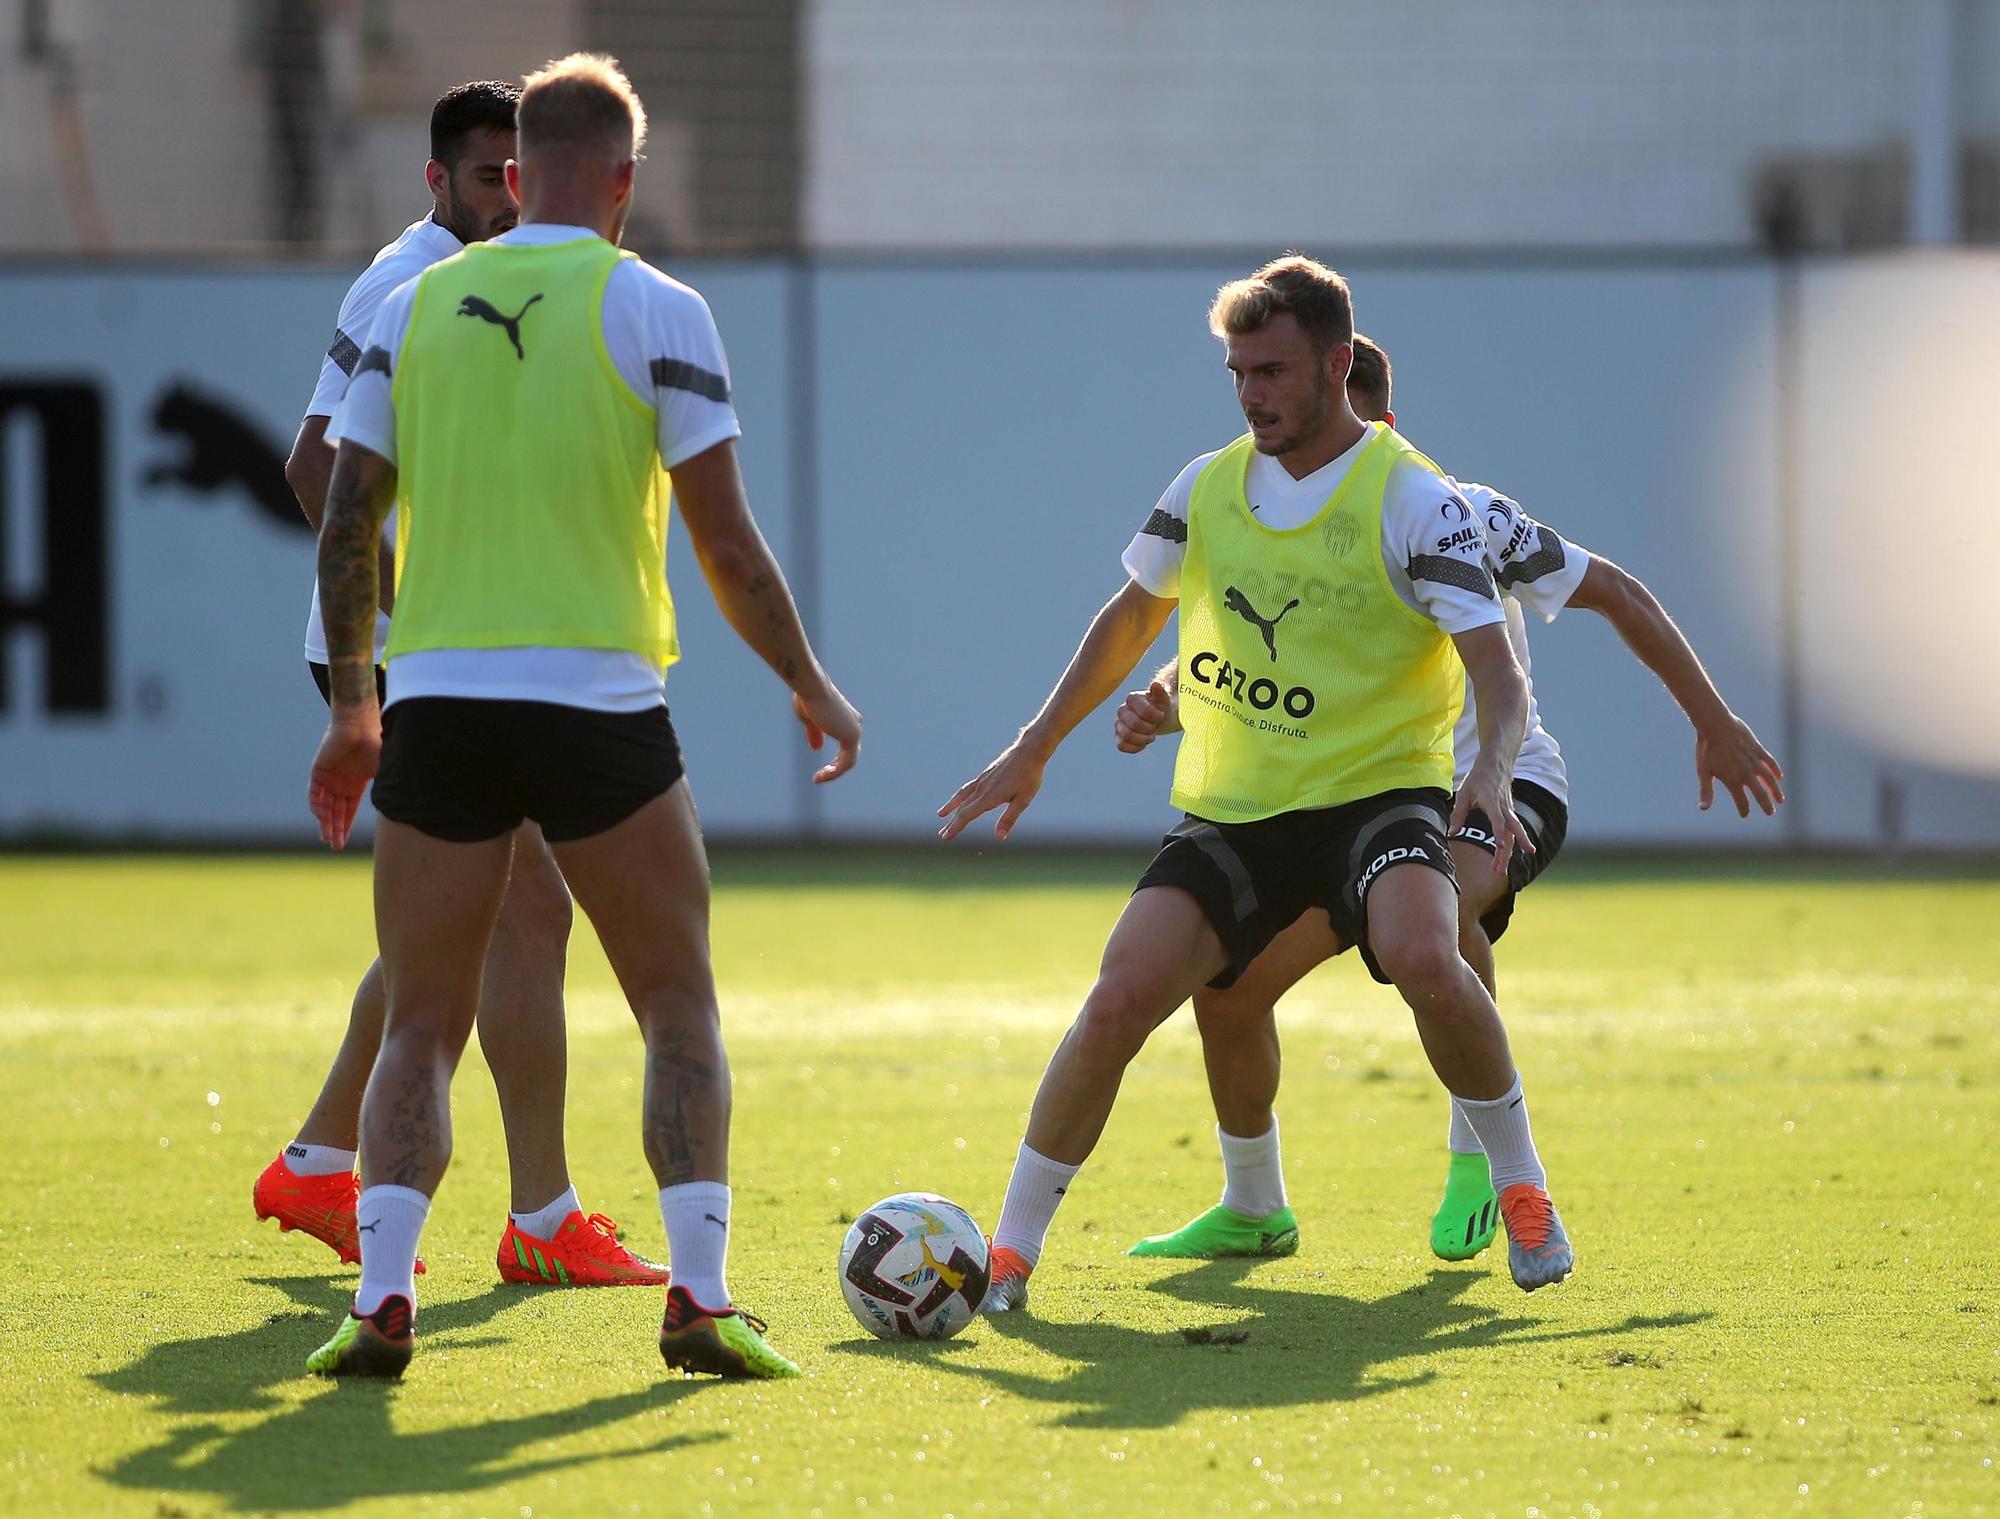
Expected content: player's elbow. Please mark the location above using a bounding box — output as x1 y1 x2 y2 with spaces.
284 446 326 527
1573 554 1642 623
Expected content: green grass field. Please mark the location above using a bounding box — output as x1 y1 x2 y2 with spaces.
2 852 1995 1518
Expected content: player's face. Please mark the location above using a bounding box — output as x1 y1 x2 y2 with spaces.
1226 314 1342 457
438 128 519 243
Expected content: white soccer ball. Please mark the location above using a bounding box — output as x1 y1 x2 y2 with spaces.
838 1192 991 1340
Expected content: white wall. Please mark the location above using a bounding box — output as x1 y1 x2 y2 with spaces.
1 253 1995 847
808 0 1942 251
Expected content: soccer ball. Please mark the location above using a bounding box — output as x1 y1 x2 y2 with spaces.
838 1192 991 1340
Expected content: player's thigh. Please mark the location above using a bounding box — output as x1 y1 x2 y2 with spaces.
1448 839 1511 925
548 779 716 1010
494 819 574 939
1362 860 1463 982
373 817 515 1032
1094 885 1230 1023
1194 909 1343 1020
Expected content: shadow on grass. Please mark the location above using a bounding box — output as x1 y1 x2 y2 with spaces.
932 1260 1712 1430
91 1274 723 1512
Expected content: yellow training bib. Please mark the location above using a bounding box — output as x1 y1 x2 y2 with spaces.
1170 426 1464 821
385 235 678 667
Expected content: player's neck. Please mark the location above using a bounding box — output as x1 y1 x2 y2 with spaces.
1275 410 1368 481
518 198 619 242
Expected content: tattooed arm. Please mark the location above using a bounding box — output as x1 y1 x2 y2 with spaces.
307 440 397 849
670 438 861 783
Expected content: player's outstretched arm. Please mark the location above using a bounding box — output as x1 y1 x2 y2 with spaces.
672 438 861 783
939 578 1174 840
1450 622 1534 876
309 440 396 850
1566 555 1785 817
1113 658 1183 753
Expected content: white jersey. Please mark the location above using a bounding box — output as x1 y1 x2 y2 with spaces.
1447 479 1588 802
1120 424 1506 637
301 215 464 663
329 223 743 713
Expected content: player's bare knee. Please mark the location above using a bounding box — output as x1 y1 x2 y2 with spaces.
1376 928 1461 1001
634 979 722 1046
1076 977 1161 1066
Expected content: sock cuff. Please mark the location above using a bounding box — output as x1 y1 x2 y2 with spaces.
1454 1074 1524 1112
1018 1142 1081 1181
516 1183 579 1217
1216 1119 1279 1153
359 1183 433 1215
660 1180 731 1209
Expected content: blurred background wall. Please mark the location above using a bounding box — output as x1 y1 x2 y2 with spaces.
2 0 1996 849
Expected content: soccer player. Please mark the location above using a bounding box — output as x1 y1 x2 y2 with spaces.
939 256 1573 1307
1112 334 1785 1265
301 53 860 1379
254 80 668 1289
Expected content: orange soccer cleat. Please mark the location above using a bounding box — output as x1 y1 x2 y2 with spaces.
981 1244 1033 1314
253 1152 426 1273
497 1210 671 1287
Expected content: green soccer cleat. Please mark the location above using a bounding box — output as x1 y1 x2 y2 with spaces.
1430 1150 1500 1262
306 1295 414 1379
1126 1203 1299 1260
658 1286 801 1379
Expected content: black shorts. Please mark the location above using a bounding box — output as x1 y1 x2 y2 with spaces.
1448 778 1568 943
1135 787 1456 989
307 660 387 707
371 697 686 844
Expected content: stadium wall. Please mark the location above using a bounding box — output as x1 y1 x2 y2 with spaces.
1 254 1995 850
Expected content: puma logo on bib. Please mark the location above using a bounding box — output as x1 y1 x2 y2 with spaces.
457 293 545 359
1223 585 1299 660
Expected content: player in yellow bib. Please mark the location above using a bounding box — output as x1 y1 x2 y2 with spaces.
940 255 1574 1310
302 54 860 1381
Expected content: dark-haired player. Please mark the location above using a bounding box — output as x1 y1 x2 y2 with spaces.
1115 333 1784 1267
255 79 669 1290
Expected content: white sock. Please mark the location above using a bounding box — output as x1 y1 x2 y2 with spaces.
1454 1075 1547 1191
510 1184 581 1242
1446 1098 1484 1155
991 1142 1080 1268
285 1141 356 1177
660 1181 731 1308
1217 1119 1288 1218
354 1184 430 1315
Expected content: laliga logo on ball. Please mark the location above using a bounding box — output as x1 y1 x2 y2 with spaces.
839 1192 990 1340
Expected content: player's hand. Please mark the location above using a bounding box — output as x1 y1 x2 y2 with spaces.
937 743 1046 841
1450 760 1534 878
1114 680 1174 753
1695 714 1785 818
308 712 382 852
793 682 862 784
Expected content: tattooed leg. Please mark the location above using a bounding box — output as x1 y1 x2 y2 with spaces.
361 819 514 1197
552 780 733 1186
642 1022 731 1188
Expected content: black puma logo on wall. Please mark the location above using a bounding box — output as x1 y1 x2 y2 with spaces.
457 293 544 359
145 381 309 534
1223 585 1300 660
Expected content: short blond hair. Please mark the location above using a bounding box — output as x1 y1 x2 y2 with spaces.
519 52 648 159
1208 254 1354 354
